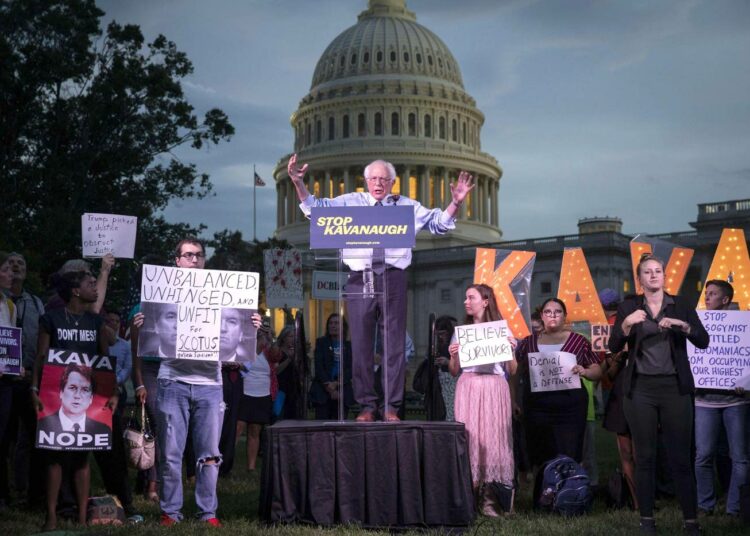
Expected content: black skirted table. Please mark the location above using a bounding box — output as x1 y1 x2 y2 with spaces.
259 420 475 529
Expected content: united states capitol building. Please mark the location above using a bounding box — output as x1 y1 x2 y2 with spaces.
272 0 750 354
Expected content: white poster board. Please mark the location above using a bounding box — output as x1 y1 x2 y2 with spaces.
688 310 750 390
528 351 581 392
590 323 611 353
264 249 303 308
455 320 513 368
311 270 349 300
139 265 259 361
81 213 137 258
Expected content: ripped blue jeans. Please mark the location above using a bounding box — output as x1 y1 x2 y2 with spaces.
157 379 224 521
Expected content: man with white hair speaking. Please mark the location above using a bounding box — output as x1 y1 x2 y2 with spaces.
288 154 474 422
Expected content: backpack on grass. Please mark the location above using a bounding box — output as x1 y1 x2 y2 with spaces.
536 455 593 516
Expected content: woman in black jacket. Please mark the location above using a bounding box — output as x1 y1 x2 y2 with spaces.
309 313 354 420
609 253 709 535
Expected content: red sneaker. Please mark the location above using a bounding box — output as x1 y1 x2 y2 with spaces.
205 517 222 527
160 513 178 526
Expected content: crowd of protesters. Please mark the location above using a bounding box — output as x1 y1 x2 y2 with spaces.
0 245 747 533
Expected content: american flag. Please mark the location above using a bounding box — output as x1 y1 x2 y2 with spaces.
254 172 266 187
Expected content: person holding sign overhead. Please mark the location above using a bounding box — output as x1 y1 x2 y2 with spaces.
448 284 516 516
288 154 474 422
515 298 601 468
609 253 709 535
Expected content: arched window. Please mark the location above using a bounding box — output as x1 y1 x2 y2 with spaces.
315 119 322 143
376 50 383 63
408 113 416 136
374 112 383 136
391 112 399 135
439 116 446 139
424 114 432 137
342 115 350 138
350 53 357 65
451 119 457 141
390 50 396 62
358 113 366 136
305 121 311 145
328 117 335 140
403 51 409 62
462 122 467 144
363 51 370 64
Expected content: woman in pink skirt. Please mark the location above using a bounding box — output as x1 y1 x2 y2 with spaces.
449 283 516 516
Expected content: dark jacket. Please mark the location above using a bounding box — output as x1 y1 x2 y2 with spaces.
309 335 354 407
609 293 709 396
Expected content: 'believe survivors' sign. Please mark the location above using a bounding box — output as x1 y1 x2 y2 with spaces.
36 349 116 451
0 327 22 375
139 265 259 361
688 310 750 390
455 320 513 368
528 351 581 392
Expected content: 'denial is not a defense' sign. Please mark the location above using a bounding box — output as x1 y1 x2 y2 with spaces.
528 351 581 393
310 206 415 249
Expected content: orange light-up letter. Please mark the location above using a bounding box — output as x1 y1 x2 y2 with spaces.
557 248 606 324
699 228 750 310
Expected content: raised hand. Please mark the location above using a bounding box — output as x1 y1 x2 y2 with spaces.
287 153 309 184
449 170 475 205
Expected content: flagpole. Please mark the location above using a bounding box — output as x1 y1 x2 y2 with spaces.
253 164 257 242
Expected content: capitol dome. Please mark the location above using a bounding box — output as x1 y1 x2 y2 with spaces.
274 0 503 248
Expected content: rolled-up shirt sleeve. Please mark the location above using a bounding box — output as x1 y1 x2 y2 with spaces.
415 205 455 234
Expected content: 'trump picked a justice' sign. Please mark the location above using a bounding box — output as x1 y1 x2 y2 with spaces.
81 213 138 258
139 265 259 361
455 320 514 368
0 327 22 376
309 206 415 249
528 351 581 392
688 310 750 390
36 349 116 451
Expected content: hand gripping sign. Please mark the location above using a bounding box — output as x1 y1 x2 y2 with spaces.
455 320 514 368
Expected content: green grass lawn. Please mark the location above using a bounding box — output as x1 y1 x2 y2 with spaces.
1 415 747 535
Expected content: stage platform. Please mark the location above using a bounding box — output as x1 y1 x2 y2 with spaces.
259 419 475 529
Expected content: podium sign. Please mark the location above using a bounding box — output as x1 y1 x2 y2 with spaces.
310 206 415 250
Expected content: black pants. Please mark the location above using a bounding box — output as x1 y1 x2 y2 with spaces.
218 368 242 476
526 387 588 465
92 388 133 509
346 268 407 414
623 374 697 519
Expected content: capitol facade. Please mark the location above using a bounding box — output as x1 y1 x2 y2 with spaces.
273 0 502 250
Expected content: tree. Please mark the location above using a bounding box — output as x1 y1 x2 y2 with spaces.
0 0 234 291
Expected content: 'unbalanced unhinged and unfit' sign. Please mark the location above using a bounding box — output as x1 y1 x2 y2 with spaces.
455 320 514 368
688 310 750 391
139 265 259 362
36 349 116 451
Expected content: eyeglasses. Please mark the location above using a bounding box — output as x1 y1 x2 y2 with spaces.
179 252 204 260
542 309 564 317
365 176 393 184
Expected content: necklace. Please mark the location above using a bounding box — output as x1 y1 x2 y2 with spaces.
64 308 84 327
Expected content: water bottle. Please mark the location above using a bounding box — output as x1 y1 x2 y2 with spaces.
363 266 374 298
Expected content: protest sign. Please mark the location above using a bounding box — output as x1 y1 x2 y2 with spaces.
264 249 303 308
36 349 116 451
311 270 349 300
528 351 581 392
688 310 750 391
81 213 138 258
309 206 415 249
590 323 612 353
455 320 513 368
139 265 259 361
0 326 22 375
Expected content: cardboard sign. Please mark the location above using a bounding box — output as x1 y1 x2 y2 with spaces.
591 323 612 353
264 249 303 308
139 265 259 361
528 351 581 392
310 206 416 249
36 349 116 451
0 327 22 375
688 310 750 391
311 270 349 300
473 248 536 339
81 213 138 258
455 320 513 368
